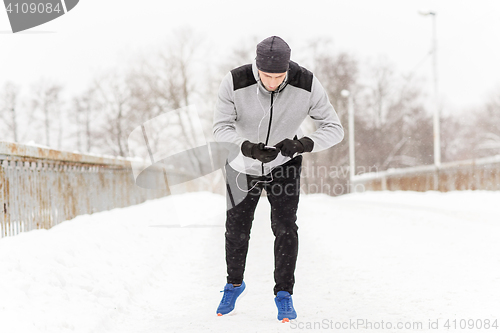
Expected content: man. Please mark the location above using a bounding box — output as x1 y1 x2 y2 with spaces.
212 36 344 322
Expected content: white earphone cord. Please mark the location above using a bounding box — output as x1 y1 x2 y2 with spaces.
234 80 284 193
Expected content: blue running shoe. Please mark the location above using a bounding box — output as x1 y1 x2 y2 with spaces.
275 291 297 322
216 281 246 316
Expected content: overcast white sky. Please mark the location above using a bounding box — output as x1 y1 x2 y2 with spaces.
1 0 500 114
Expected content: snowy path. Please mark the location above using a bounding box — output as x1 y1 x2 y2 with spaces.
1 191 499 333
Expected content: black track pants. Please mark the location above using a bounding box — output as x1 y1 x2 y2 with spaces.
224 155 302 295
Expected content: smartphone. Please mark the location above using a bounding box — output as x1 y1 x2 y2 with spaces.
264 146 277 150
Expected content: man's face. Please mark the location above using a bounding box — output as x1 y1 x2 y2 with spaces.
258 70 287 92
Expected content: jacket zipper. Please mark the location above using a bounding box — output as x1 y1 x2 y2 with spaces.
262 91 274 175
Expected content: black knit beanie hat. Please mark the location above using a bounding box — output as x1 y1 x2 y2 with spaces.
256 36 291 73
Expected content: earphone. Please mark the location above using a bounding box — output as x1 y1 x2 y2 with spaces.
234 79 284 193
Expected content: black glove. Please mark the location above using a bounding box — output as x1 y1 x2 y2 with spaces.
274 137 314 158
241 141 280 163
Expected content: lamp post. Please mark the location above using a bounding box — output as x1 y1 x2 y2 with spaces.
341 89 355 185
419 10 441 190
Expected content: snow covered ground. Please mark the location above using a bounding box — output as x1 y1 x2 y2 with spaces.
0 190 499 333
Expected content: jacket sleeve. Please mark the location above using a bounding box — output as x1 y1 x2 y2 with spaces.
212 72 246 148
306 76 344 152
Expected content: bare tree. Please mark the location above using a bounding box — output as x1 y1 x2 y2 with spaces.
141 27 204 110
92 70 134 157
72 87 102 153
30 79 64 148
128 28 207 171
0 81 21 142
472 88 500 157
356 57 432 171
72 96 83 152
362 56 394 129
441 113 474 161
313 47 360 167
298 41 360 194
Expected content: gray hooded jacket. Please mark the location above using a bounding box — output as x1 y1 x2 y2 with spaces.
213 59 344 176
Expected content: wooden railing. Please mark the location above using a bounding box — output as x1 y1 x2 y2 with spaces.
0 141 169 238
352 155 500 192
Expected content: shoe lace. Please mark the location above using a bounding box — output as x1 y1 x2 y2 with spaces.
279 295 293 312
220 287 234 305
